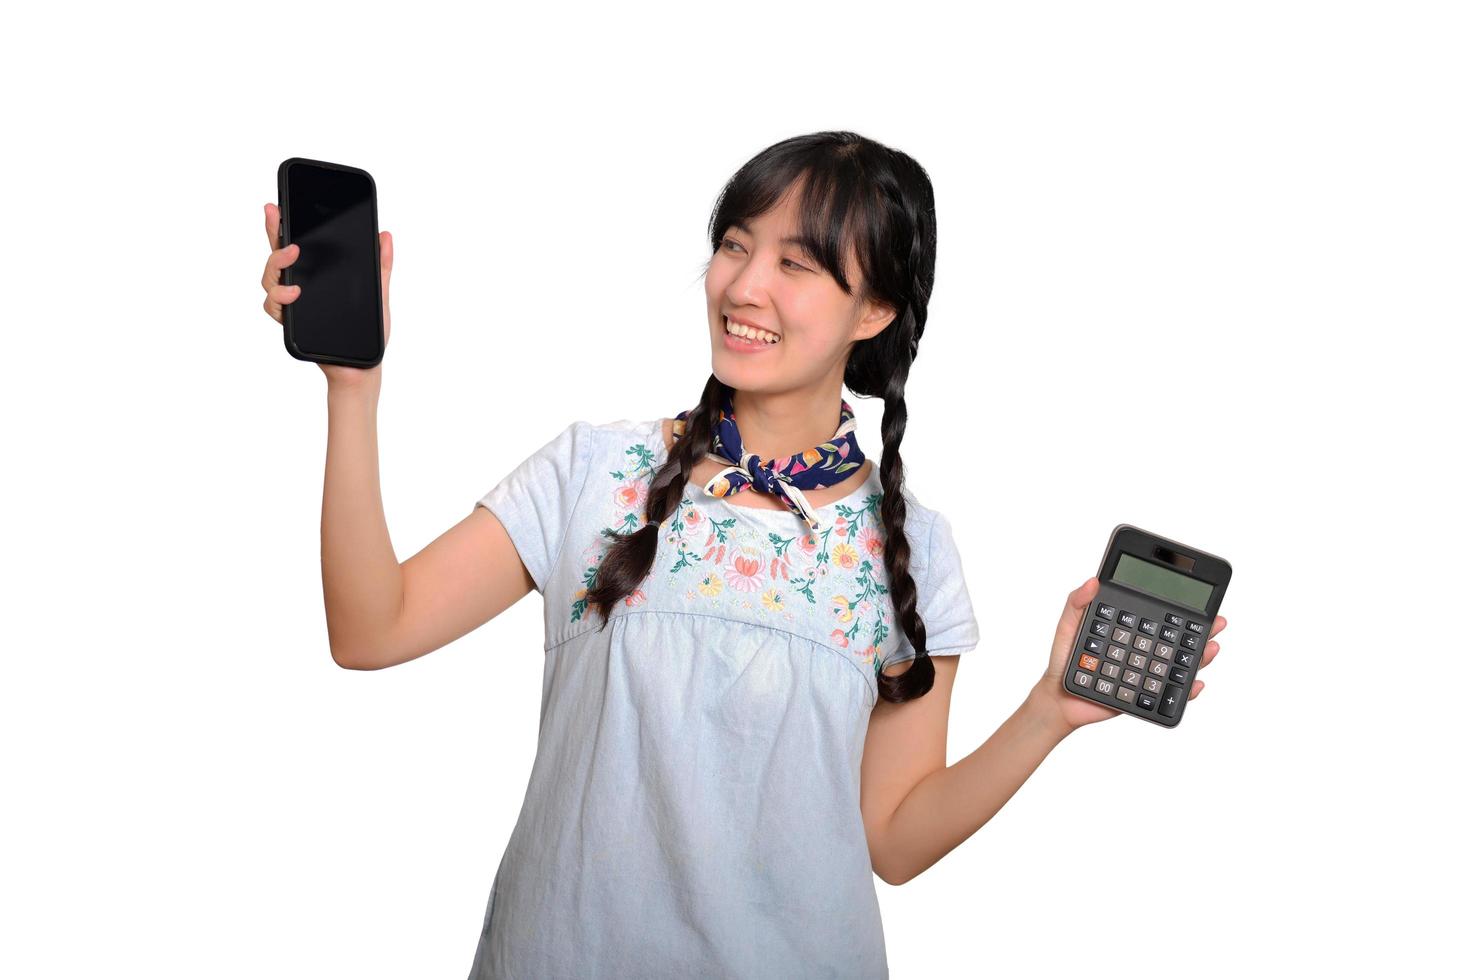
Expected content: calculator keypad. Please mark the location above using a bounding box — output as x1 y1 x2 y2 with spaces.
1068 595 1210 726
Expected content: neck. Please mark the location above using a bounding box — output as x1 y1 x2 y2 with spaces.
729 386 845 459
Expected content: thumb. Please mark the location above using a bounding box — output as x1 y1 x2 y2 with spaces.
380 230 393 284
1053 576 1100 655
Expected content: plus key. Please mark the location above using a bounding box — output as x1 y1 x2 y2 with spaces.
1158 683 1185 720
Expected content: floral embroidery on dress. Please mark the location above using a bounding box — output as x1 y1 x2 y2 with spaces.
569 436 662 623
571 428 907 681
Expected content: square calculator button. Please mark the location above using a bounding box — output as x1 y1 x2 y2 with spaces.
1169 665 1189 684
1181 634 1200 651
1127 652 1147 669
1174 650 1196 669
1090 620 1111 638
1084 636 1106 655
1096 604 1117 621
1160 626 1180 644
1139 619 1158 636
1137 692 1158 711
1143 677 1163 694
1156 643 1174 660
1101 662 1121 679
1148 659 1169 678
1165 612 1185 627
1132 635 1154 653
1096 678 1115 695
1119 611 1138 628
1187 620 1205 634
1123 669 1143 687
1112 627 1133 644
1079 653 1100 671
1073 670 1093 688
1116 686 1136 704
1106 645 1127 662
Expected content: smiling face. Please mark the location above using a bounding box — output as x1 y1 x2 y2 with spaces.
704 183 895 394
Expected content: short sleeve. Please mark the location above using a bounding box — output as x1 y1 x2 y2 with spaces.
888 510 980 664
475 421 596 594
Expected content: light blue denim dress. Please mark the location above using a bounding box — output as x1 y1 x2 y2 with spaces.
468 417 979 978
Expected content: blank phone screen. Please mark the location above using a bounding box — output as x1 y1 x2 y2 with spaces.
284 163 381 363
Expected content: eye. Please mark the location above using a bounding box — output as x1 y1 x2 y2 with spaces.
720 237 810 272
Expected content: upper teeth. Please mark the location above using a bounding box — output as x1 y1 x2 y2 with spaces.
725 317 779 344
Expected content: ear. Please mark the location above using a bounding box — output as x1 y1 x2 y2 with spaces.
854 299 899 343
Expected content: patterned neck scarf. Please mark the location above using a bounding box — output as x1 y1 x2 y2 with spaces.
672 388 867 532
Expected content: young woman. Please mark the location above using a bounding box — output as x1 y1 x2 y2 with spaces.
259 131 1226 978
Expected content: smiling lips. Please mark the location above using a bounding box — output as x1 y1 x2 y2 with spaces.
723 314 780 345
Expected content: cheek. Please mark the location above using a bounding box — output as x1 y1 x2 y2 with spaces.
780 302 848 355
705 257 737 296
773 326 833 362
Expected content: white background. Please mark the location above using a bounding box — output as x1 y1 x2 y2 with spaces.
3 1 1464 976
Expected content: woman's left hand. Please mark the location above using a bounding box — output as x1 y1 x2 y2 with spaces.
1032 576 1227 733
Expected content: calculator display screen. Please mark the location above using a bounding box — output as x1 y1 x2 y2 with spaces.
1111 553 1213 611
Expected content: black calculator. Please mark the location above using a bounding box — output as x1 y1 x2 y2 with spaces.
1064 525 1232 728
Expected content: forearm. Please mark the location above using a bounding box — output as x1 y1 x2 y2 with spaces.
878 685 1072 885
320 380 402 666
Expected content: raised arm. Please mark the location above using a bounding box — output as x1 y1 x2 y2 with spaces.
259 202 534 671
320 378 536 670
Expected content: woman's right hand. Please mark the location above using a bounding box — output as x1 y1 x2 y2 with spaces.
261 202 394 388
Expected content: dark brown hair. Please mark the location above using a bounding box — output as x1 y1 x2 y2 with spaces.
585 131 939 704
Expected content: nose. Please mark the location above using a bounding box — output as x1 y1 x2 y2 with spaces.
723 252 774 308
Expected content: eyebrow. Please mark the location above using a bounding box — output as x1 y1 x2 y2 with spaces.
729 220 820 255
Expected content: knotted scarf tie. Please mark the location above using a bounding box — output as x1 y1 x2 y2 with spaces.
672 389 866 532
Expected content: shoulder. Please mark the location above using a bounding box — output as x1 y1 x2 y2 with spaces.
892 486 956 575
570 416 664 443
532 418 667 490
579 417 667 463
535 417 662 460
895 484 942 536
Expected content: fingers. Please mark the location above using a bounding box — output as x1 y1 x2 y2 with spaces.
262 282 301 322
261 203 304 324
262 203 301 300
1056 576 1098 633
264 202 282 249
265 282 300 305
1188 678 1204 700
1050 577 1099 664
380 229 392 295
1071 576 1099 609
261 242 299 290
1201 640 1220 668
1209 615 1227 638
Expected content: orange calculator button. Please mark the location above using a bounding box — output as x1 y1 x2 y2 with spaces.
1079 653 1099 671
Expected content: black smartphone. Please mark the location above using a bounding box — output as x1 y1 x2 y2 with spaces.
275 157 385 368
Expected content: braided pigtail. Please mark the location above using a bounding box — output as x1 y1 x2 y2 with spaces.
585 375 728 626
873 301 932 703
